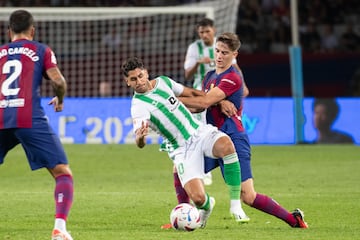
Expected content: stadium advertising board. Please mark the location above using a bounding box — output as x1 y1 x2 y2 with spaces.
42 98 360 145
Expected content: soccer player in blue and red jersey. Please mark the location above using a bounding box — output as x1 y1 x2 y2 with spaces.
180 32 308 228
0 10 74 239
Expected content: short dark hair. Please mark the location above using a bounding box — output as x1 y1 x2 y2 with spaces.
196 18 214 28
9 9 34 34
122 57 144 77
313 98 339 123
217 32 241 51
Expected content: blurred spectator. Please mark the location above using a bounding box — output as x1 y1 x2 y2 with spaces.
348 66 360 96
50 0 70 6
306 0 328 24
320 24 339 52
236 0 262 53
101 27 122 50
99 81 112 97
269 15 291 53
261 0 279 14
338 22 360 52
300 21 321 53
271 0 290 26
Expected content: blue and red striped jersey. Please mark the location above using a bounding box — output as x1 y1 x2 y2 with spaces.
202 65 245 134
0 39 57 129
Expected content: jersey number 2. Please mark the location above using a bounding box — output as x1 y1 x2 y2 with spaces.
1 59 22 96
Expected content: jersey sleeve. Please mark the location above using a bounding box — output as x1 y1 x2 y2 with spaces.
184 42 198 70
43 47 58 70
131 99 150 133
218 72 242 97
171 80 184 96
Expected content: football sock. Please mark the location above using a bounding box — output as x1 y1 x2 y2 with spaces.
251 193 297 226
54 218 66 232
230 199 242 212
198 193 210 211
174 172 190 204
223 153 241 200
54 174 74 221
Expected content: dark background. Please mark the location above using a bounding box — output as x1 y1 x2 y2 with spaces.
1 0 359 97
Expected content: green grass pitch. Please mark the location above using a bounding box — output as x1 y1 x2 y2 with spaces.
0 144 359 239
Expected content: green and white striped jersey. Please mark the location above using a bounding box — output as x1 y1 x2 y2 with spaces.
131 76 201 150
184 38 216 90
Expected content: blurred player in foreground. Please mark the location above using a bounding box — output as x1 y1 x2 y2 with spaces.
0 10 74 240
180 32 308 229
123 57 244 228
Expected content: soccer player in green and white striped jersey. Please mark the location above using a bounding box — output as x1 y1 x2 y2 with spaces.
123 57 242 228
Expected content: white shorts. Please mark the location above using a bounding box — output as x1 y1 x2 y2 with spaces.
191 110 207 124
168 124 227 186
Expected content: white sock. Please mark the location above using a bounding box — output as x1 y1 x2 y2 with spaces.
230 199 241 211
54 218 66 232
230 200 247 218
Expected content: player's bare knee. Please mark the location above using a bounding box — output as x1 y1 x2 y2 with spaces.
189 192 206 206
241 192 256 206
213 136 235 157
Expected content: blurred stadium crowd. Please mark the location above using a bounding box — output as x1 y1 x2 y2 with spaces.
1 0 359 54
1 0 359 97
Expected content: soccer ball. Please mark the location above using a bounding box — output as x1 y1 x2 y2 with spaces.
170 203 201 231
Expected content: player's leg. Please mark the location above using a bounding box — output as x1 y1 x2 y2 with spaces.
183 178 215 228
173 143 215 228
203 127 242 221
15 124 75 238
160 140 190 205
172 165 190 204
242 179 307 228
48 164 74 239
235 134 307 228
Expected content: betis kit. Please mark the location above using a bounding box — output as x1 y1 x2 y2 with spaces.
130 76 237 186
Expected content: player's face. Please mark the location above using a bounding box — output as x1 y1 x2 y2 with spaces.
313 104 332 130
125 68 150 93
214 41 237 70
197 26 215 46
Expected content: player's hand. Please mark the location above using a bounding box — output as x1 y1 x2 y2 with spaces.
135 121 149 148
219 100 237 117
136 121 149 139
198 56 212 64
48 96 64 112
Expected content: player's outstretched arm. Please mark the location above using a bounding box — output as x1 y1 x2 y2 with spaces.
180 87 226 109
47 67 67 112
178 86 205 113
